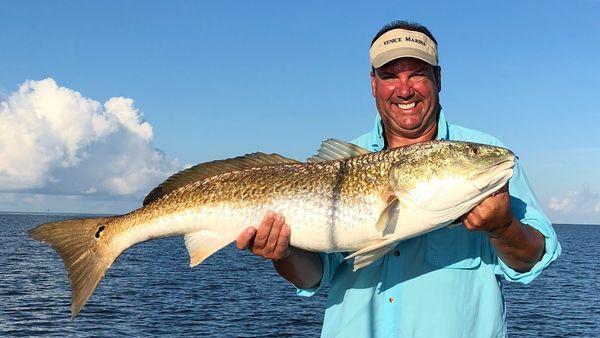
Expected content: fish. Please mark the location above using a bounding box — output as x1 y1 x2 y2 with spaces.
28 139 515 319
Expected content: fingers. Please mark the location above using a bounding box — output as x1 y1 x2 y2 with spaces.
462 213 480 231
273 224 291 259
238 211 292 260
461 197 493 230
252 212 276 251
266 214 285 250
461 212 474 230
461 188 513 234
236 227 256 250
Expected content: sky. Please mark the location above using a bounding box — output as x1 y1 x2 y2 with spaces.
0 1 598 224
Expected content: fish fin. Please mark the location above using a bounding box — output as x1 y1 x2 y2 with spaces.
375 196 400 235
28 216 118 319
346 240 398 271
144 153 300 206
184 230 236 267
307 139 371 162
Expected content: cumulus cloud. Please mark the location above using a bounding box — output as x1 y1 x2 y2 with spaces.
0 78 179 198
548 189 600 215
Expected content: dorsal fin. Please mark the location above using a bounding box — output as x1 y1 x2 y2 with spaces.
307 139 372 163
143 152 300 206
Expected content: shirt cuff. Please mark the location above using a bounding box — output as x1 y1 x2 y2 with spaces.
496 218 562 284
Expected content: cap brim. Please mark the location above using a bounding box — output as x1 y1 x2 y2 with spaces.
372 48 437 68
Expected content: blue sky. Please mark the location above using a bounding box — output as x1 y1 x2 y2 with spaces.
0 1 598 224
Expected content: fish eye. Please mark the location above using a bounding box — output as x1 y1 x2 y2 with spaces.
469 148 479 156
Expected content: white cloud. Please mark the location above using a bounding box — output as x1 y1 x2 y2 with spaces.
547 189 600 224
0 78 179 198
104 97 153 141
548 192 577 213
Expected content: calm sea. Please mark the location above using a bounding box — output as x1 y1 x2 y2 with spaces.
0 213 598 337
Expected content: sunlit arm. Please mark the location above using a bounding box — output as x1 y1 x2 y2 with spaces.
273 247 323 289
488 218 545 272
461 185 545 272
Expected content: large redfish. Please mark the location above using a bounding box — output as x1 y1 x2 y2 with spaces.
29 139 515 318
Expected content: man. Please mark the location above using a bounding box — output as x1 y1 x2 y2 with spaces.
236 21 561 337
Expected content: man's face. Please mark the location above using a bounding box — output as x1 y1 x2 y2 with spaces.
371 58 441 139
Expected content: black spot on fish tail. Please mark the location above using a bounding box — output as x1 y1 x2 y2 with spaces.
27 216 118 319
95 226 106 239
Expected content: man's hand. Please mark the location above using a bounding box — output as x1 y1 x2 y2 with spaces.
236 212 323 289
236 211 292 260
461 185 513 237
461 184 545 272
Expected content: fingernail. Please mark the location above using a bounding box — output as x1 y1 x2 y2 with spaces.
248 227 255 234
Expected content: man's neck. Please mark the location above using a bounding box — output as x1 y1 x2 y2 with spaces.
385 125 438 148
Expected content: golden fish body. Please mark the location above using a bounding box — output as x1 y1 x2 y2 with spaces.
29 139 515 318
118 152 394 253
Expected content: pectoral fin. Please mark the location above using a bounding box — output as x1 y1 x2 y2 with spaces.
346 238 401 271
375 197 400 235
184 230 236 267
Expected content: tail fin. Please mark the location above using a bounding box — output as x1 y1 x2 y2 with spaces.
28 216 117 319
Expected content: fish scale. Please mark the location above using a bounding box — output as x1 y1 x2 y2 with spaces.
127 158 390 252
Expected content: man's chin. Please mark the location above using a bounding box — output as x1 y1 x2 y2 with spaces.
393 122 427 136
389 111 423 128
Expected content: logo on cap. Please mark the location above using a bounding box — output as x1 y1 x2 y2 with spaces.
370 28 438 68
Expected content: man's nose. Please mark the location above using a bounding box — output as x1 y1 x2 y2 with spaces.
395 79 414 99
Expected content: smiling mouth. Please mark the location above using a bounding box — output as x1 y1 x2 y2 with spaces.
397 102 416 110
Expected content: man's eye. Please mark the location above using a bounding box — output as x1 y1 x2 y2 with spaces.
411 73 427 81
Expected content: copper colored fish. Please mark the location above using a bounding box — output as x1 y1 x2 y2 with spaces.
29 139 515 318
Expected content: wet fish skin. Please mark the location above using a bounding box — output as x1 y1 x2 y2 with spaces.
28 140 515 319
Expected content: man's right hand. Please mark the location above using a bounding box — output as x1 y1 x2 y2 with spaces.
236 211 292 261
236 212 324 289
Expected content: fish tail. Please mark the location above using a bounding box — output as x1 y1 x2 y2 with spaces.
28 216 117 319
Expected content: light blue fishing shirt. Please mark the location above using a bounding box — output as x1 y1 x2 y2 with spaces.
297 110 561 338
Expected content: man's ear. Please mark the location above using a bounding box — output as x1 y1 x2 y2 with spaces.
370 69 376 97
434 66 442 92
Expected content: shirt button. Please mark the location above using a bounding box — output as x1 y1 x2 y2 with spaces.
394 251 400 257
389 297 395 303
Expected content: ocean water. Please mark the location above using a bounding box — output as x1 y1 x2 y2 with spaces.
0 213 598 337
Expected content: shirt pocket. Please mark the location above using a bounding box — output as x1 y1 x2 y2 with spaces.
425 225 482 269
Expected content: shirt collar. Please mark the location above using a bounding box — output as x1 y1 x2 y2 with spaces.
369 108 449 151
435 109 449 140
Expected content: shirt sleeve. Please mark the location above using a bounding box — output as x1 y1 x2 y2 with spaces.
493 159 562 284
296 252 345 297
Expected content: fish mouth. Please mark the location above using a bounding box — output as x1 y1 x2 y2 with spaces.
471 158 515 192
426 158 515 221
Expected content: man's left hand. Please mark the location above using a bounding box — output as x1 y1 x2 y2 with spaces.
461 184 514 237
460 184 545 272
